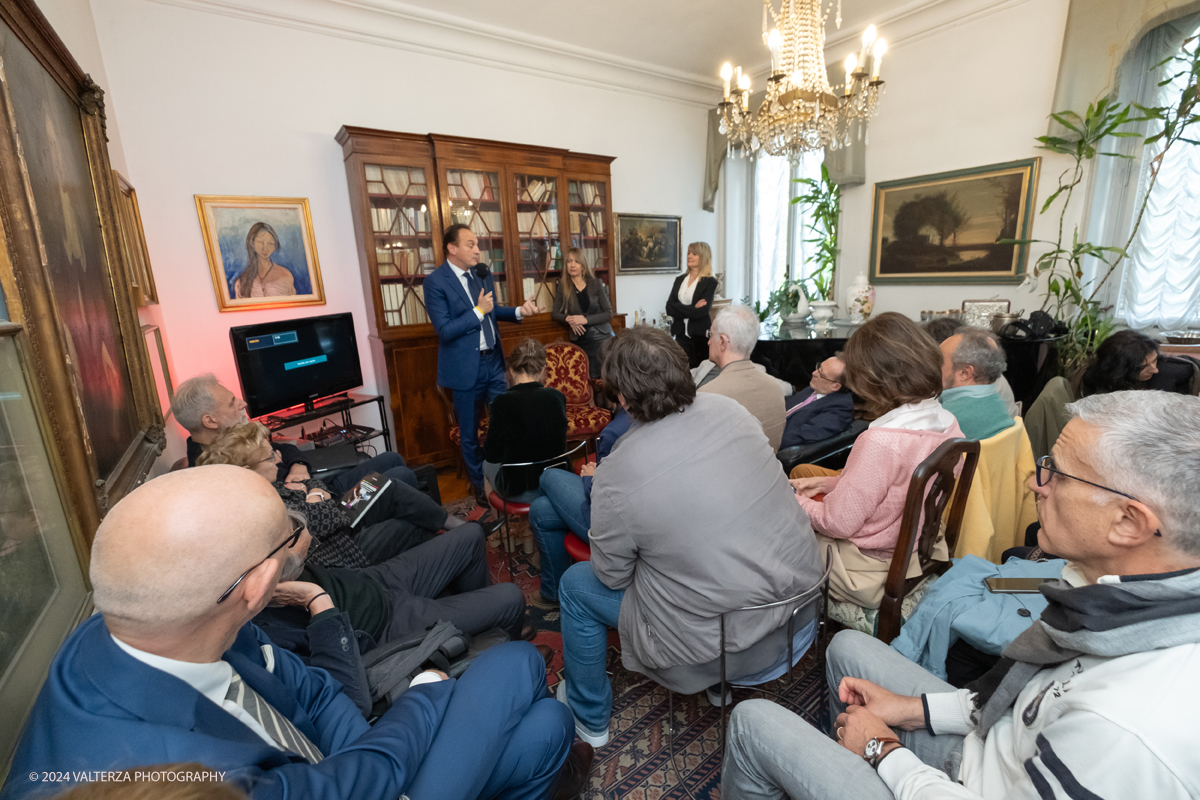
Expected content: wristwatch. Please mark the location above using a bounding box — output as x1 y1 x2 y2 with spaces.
863 736 902 769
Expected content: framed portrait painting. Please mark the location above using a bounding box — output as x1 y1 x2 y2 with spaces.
869 158 1041 285
616 213 681 274
196 195 326 311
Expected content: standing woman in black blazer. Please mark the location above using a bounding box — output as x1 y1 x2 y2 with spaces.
666 241 719 368
551 247 614 378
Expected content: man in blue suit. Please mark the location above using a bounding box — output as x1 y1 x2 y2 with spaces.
1 466 590 800
780 356 855 449
425 224 540 502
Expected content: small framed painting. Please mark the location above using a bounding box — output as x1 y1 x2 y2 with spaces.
616 213 681 274
869 159 1040 285
141 324 174 417
196 195 326 312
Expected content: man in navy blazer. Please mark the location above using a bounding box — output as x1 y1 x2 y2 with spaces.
425 224 540 501
780 356 855 449
1 466 582 800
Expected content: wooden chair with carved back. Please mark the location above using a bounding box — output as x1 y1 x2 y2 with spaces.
876 438 980 643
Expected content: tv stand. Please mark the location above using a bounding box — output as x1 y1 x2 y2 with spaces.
259 392 392 451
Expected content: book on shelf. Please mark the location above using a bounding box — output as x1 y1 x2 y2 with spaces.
365 165 383 182
371 206 397 233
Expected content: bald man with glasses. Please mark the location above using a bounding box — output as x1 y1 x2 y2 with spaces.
2 466 589 800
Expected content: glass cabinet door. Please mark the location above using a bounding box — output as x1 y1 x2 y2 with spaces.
445 169 508 305
568 179 610 289
364 164 438 327
514 173 561 312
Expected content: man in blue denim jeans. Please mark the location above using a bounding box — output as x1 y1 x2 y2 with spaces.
554 327 823 747
527 406 631 609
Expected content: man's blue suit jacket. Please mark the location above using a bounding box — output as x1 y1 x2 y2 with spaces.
424 262 519 391
779 388 855 449
1 614 453 800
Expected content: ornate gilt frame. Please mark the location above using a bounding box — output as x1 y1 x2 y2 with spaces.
0 0 164 557
195 194 326 313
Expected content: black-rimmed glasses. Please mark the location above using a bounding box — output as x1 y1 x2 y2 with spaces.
1035 455 1137 500
1035 455 1161 536
216 517 305 604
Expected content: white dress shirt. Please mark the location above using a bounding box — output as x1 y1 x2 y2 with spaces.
677 275 700 306
111 634 283 751
448 262 522 349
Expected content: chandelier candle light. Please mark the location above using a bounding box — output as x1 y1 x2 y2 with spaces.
718 0 887 163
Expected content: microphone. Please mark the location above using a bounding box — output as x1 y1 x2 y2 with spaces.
474 263 490 281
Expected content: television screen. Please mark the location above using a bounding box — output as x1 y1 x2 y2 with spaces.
230 312 363 418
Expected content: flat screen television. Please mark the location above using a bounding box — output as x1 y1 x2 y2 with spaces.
230 312 364 418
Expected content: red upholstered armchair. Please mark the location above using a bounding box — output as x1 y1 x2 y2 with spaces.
543 341 612 453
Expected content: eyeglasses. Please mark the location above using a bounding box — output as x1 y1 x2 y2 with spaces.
1035 455 1161 536
813 365 839 384
216 517 305 604
248 451 277 468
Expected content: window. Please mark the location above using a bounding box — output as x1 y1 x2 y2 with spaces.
745 152 823 310
1092 16 1200 329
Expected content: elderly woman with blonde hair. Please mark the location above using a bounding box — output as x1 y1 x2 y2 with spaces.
199 422 462 566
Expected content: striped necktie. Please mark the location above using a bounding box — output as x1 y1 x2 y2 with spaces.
225 668 324 763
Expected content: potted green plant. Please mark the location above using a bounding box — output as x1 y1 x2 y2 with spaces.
1011 36 1199 375
791 163 841 329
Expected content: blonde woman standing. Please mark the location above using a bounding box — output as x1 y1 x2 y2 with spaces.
551 247 614 378
666 241 718 368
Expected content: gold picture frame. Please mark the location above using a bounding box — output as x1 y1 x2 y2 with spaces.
869 158 1041 285
114 171 158 306
195 194 326 312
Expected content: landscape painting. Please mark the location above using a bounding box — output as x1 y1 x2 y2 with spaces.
869 159 1040 284
617 214 681 274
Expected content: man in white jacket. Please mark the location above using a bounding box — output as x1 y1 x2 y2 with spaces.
722 390 1200 800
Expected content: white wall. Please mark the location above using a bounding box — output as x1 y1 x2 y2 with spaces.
81 0 716 443
832 0 1077 318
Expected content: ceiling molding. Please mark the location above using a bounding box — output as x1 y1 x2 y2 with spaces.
748 0 1037 81
147 0 724 107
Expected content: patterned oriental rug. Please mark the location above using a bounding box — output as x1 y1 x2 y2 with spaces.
450 499 833 800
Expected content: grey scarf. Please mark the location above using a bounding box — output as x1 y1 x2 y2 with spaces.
968 565 1200 733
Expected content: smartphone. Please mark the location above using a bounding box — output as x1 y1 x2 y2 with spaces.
983 577 1053 594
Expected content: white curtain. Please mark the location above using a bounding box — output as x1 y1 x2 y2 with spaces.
790 152 826 287
1088 13 1200 329
1116 27 1200 328
752 154 791 309
718 150 826 311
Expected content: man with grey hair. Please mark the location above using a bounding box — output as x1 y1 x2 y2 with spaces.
1 466 588 800
938 329 1015 440
172 373 418 496
698 305 786 449
722 390 1200 800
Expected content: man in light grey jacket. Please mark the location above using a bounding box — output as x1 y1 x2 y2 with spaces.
555 326 824 746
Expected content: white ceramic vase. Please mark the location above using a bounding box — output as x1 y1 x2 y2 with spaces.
810 300 838 331
783 295 810 325
845 275 876 323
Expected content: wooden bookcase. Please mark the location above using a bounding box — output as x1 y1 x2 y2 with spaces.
336 127 623 467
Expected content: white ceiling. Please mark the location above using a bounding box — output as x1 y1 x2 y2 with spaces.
385 0 904 80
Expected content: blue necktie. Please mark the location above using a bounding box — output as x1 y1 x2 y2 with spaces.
468 272 496 349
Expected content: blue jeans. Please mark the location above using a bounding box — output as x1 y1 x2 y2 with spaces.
326 451 418 494
528 469 591 602
559 561 623 733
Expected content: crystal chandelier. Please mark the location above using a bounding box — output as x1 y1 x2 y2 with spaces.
718 0 888 163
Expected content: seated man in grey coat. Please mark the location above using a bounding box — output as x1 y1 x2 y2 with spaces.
555 326 824 747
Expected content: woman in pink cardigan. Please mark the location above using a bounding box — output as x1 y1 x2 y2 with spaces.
789 313 962 607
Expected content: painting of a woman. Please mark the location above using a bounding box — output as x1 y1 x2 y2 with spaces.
234 222 296 298
196 195 325 312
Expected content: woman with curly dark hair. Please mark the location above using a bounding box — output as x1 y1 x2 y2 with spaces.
1077 329 1160 397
